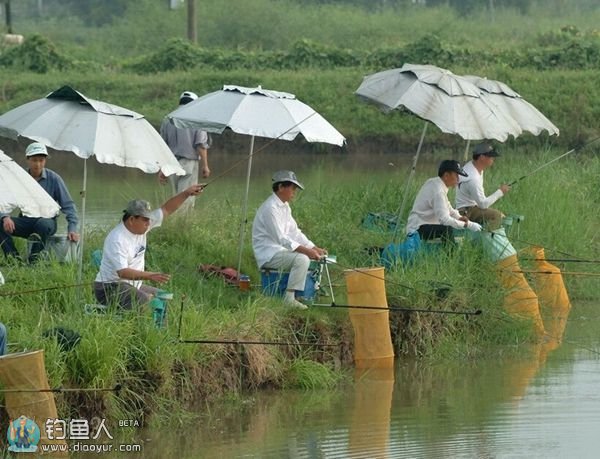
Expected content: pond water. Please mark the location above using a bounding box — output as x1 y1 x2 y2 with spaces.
0 137 423 231
113 302 599 459
5 140 599 458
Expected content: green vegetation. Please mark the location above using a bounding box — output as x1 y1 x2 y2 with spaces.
1 152 598 423
0 0 598 424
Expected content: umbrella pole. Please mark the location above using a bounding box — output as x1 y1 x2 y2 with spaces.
236 136 255 280
77 158 87 284
463 140 471 162
393 122 428 243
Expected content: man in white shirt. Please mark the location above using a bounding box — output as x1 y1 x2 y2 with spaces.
406 160 482 244
252 170 326 309
94 184 204 309
456 142 510 230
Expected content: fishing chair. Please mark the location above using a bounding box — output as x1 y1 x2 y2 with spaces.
261 256 336 305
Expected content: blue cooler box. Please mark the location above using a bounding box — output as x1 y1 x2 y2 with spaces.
260 270 317 301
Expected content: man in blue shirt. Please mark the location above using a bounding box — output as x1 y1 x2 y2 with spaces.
0 143 79 263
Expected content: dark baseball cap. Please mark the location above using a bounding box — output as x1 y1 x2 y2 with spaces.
438 160 468 177
473 142 500 157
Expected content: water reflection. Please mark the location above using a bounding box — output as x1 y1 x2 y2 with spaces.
99 302 600 459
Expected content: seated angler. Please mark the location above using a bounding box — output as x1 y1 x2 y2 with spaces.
252 170 327 310
406 160 482 244
456 142 510 231
0 143 79 263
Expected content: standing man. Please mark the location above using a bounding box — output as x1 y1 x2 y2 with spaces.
456 142 510 230
252 171 327 309
159 91 211 212
93 184 204 310
406 160 482 244
0 143 79 263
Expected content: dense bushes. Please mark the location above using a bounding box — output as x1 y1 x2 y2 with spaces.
123 30 600 74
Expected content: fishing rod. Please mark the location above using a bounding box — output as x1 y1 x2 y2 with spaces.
515 270 600 277
199 111 319 189
508 136 600 187
0 384 122 394
0 282 92 297
495 233 593 262
178 339 339 347
176 295 338 347
311 303 482 316
522 258 600 264
330 258 449 301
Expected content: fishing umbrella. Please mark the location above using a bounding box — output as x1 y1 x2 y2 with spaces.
0 85 186 278
354 63 522 236
168 84 346 275
461 75 559 160
0 149 60 218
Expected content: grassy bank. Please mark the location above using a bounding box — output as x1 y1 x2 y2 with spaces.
0 151 598 425
0 66 598 150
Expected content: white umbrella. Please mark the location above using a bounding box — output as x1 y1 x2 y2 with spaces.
355 63 522 236
0 149 60 218
0 86 186 279
461 75 559 160
169 84 346 275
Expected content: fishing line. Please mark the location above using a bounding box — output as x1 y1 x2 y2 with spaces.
508 136 600 186
178 338 339 347
0 384 122 394
198 111 319 189
311 303 482 316
515 270 600 277
487 309 600 357
327 258 446 301
493 233 593 262
175 293 338 346
522 258 600 264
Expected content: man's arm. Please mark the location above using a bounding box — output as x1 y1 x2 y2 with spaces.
198 146 210 178
116 268 170 283
160 184 204 217
53 174 79 240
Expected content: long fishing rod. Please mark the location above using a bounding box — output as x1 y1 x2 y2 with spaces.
515 270 600 277
330 258 459 303
311 303 482 316
199 111 319 189
0 384 122 393
0 282 92 297
178 338 339 347
508 136 600 186
495 233 593 262
176 295 338 347
522 258 600 264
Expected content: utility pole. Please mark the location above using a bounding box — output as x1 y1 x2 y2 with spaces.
489 0 495 24
187 0 197 44
4 0 13 33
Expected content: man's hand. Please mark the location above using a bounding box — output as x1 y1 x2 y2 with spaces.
500 184 511 194
67 231 79 242
146 272 171 283
202 165 211 178
186 184 205 197
2 217 15 234
314 247 328 259
158 171 168 185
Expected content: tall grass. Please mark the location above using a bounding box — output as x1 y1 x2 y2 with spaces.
0 152 597 421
